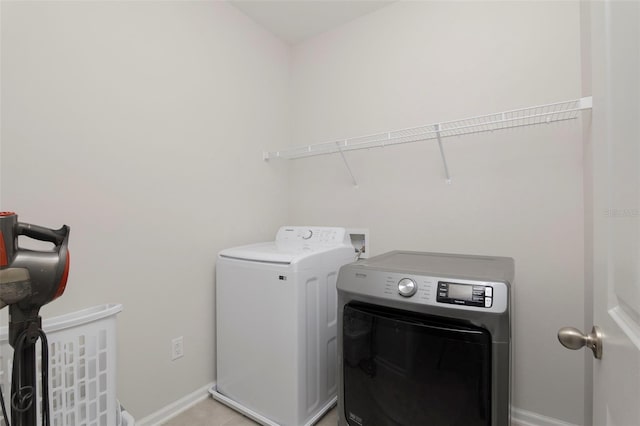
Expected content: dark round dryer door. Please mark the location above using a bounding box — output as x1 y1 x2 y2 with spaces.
343 303 492 426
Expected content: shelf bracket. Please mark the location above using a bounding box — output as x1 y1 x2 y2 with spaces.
435 124 452 184
336 141 359 187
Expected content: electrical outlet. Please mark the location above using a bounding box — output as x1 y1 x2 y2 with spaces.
172 336 184 361
347 228 369 259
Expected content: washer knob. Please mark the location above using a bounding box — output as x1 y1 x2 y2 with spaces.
302 229 313 240
398 278 417 297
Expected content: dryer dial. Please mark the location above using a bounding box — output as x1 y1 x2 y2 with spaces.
302 229 313 240
398 278 417 297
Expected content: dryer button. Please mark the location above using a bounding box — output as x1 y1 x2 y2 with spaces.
485 297 493 308
398 278 417 297
485 287 493 297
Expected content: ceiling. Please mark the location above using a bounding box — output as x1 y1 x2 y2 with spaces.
229 0 395 44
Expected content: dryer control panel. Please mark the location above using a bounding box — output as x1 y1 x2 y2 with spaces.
436 281 493 308
339 269 509 314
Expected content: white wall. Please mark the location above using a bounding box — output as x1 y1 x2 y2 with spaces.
0 0 290 418
288 2 585 424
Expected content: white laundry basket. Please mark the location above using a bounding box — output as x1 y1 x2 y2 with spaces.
0 304 123 426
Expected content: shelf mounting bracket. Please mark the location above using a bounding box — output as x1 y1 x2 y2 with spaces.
337 141 358 187
435 124 452 184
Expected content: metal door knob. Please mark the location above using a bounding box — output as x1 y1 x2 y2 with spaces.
557 326 603 359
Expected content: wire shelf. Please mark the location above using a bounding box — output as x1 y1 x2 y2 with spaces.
263 97 592 161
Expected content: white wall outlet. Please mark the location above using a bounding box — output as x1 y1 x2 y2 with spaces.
171 336 184 361
347 228 369 259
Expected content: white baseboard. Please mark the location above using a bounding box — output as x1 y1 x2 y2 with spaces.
136 382 214 426
137 389 577 426
512 407 580 426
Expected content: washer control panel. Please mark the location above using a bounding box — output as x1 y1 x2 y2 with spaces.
436 281 493 308
276 226 348 246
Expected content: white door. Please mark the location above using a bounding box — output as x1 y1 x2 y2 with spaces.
584 1 640 425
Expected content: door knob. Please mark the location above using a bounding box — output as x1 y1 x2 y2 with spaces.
557 326 603 359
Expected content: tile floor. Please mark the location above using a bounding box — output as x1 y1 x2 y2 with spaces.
161 398 338 426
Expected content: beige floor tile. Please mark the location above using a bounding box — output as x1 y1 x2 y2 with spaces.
163 398 338 425
221 414 259 426
315 406 338 426
161 399 240 425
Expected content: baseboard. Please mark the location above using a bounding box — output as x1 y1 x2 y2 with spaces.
512 407 580 426
137 389 577 426
136 382 214 426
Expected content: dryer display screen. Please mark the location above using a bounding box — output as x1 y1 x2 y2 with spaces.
448 283 473 300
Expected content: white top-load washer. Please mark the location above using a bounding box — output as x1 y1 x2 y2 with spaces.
210 226 356 426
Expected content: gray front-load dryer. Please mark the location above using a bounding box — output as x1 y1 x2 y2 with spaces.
337 251 514 426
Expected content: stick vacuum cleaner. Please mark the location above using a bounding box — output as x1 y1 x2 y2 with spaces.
0 212 70 426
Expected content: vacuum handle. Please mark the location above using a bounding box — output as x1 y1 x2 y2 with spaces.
16 223 70 247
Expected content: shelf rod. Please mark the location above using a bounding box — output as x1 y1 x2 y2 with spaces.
263 97 592 161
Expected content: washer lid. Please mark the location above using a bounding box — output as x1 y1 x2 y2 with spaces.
218 242 318 264
218 226 352 265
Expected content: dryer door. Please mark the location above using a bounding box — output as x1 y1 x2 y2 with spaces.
343 303 492 426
